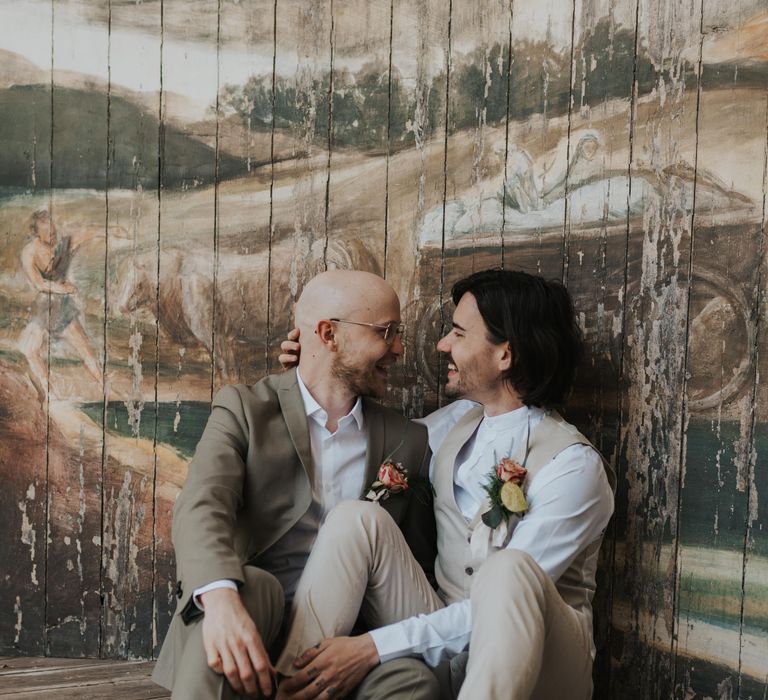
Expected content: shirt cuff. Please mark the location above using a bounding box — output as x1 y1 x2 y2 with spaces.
369 623 414 664
193 579 239 610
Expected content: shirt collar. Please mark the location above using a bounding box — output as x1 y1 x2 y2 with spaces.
481 404 542 432
296 369 365 430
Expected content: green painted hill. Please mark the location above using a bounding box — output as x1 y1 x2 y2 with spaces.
0 84 248 190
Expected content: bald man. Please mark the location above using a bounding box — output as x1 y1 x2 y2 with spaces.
152 270 438 700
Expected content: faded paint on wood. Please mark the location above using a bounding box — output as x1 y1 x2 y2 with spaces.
100 0 162 659
672 0 768 690
0 0 52 657
442 0 509 278
0 1 766 697
385 0 452 415
273 0 333 298
45 0 108 658
740 82 768 699
503 0 574 281
563 0 638 693
612 0 703 694
327 0 390 273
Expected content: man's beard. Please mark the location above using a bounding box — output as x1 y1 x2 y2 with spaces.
442 355 488 400
331 355 385 398
444 381 463 398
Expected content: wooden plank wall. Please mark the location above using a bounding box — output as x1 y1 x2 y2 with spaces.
0 0 766 697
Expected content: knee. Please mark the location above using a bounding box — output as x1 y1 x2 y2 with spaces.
240 567 284 643
242 566 283 608
324 499 394 537
475 549 547 591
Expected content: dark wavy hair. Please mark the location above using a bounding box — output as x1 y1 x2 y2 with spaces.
451 269 582 408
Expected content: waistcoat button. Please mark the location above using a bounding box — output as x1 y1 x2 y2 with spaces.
465 567 474 576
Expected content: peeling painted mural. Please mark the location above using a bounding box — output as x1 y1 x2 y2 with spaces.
0 1 766 697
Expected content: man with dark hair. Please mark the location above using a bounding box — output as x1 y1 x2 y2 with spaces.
275 269 615 700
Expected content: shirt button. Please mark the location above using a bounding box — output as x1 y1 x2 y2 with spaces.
465 567 474 576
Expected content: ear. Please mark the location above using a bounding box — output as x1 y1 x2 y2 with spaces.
497 343 513 372
316 319 337 350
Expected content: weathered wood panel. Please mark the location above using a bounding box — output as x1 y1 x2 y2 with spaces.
0 0 52 657
327 0 390 274
672 1 768 691
386 0 452 415
739 79 768 700
45 0 108 658
103 1 164 659
267 0 333 366
563 0 638 693
0 2 766 696
611 0 704 694
148 0 218 660
215 0 274 387
442 0 510 280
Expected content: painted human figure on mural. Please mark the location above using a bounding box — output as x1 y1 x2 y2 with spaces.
419 130 606 247
501 129 602 212
18 209 105 396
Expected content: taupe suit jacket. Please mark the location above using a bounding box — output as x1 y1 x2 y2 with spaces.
164 368 436 629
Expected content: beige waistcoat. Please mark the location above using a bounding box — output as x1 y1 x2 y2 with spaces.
433 406 616 624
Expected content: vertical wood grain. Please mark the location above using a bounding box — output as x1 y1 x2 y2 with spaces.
0 0 52 657
45 0 108 658
737 87 768 700
269 0 333 360
442 0 510 277
327 0 391 274
672 1 768 693
562 0 638 693
611 0 704 694
215 0 274 387
385 0 452 416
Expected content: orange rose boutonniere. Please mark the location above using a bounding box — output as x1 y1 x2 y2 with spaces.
365 460 409 502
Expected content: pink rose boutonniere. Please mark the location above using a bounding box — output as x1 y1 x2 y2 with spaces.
481 456 528 528
365 460 409 502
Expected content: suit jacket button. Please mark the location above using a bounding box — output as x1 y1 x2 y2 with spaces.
176 581 183 598
465 567 473 576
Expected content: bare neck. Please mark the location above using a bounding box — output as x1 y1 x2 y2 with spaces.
478 382 525 417
298 363 357 433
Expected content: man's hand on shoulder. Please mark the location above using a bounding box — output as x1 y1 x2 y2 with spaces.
277 634 379 699
200 587 275 697
278 328 301 370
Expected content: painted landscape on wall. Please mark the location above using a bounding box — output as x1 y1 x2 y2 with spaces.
0 0 766 697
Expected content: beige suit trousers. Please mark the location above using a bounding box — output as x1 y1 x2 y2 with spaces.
278 501 595 700
156 554 439 700
276 501 444 673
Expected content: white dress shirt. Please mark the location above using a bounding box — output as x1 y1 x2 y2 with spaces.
193 370 367 606
369 401 614 667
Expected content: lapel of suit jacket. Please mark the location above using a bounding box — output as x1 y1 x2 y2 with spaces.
361 397 385 497
276 368 313 482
